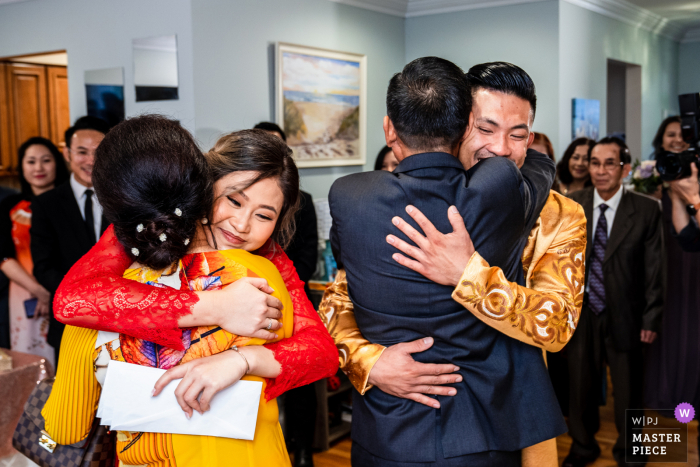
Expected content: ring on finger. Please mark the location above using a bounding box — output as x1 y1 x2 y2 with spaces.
266 318 273 330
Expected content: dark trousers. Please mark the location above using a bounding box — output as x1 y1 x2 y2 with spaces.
567 305 644 464
285 382 317 451
351 442 521 467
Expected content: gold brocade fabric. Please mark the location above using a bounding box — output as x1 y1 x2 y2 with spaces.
317 269 385 395
453 191 587 351
317 191 587 395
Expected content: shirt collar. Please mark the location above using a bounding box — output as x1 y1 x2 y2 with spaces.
69 173 92 200
593 184 624 213
393 152 464 175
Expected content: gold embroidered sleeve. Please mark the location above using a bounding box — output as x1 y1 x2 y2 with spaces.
452 199 587 351
317 269 385 395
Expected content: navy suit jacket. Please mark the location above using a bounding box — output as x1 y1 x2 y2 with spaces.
329 151 567 461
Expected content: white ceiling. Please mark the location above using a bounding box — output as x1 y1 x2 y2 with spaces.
624 0 700 33
329 0 700 41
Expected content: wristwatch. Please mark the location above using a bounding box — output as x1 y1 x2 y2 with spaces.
686 202 700 216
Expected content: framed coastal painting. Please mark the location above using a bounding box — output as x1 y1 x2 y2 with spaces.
276 43 367 168
572 98 600 140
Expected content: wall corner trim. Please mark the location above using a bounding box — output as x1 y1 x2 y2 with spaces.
562 0 685 42
327 0 687 41
682 27 700 43
326 0 409 17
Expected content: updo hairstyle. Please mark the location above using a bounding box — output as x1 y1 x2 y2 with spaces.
93 114 212 270
205 129 300 249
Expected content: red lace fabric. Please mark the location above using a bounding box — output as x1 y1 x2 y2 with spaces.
256 240 338 400
54 226 197 350
54 226 338 399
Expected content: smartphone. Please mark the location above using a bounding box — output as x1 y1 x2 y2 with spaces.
24 298 38 319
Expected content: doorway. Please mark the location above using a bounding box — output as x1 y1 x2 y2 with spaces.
607 59 642 161
0 50 69 179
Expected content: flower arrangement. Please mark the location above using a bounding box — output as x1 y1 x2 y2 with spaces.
631 160 662 195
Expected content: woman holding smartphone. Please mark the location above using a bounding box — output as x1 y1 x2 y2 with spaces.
0 137 69 367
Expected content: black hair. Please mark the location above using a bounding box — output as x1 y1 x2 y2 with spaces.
16 137 70 197
589 136 631 165
373 146 393 171
205 129 299 250
557 137 594 185
652 116 682 157
253 122 287 142
92 114 211 270
466 62 537 121
64 116 110 148
386 57 470 151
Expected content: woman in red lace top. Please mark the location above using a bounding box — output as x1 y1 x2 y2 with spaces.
54 120 337 405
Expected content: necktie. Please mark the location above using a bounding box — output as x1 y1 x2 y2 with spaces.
84 189 97 245
588 204 608 314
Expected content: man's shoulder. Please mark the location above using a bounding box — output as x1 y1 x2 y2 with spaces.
568 187 593 205
33 182 72 209
538 190 586 233
624 189 662 218
330 170 400 201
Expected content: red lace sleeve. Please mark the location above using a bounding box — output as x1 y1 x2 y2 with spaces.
259 242 339 400
52 225 198 350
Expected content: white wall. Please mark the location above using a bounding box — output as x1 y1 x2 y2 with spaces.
558 1 679 159
0 0 196 132
190 0 405 200
405 1 561 154
133 48 179 87
679 41 700 95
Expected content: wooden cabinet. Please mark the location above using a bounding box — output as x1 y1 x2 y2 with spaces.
0 63 12 174
0 62 69 176
47 66 70 148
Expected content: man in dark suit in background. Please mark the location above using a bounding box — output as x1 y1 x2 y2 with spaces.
30 116 109 367
329 57 565 466
565 137 664 467
255 121 319 467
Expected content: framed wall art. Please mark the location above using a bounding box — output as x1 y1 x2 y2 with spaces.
276 43 367 168
572 98 600 140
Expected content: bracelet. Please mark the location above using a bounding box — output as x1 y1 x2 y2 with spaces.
229 345 249 374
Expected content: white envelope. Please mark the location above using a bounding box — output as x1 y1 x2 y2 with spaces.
97 360 262 440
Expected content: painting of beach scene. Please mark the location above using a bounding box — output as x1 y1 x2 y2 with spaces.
572 98 600 140
276 43 366 168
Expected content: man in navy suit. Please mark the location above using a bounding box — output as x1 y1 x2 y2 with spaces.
328 57 566 466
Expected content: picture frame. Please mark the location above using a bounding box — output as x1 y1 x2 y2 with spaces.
276 42 367 168
572 98 600 140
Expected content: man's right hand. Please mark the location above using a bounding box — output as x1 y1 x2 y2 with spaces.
193 277 283 340
367 337 462 409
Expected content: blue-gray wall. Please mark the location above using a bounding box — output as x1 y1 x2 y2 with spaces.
405 1 561 153
190 0 405 200
0 0 197 133
0 0 688 191
558 1 679 159
679 41 700 95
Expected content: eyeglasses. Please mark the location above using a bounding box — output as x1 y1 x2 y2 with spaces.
589 160 624 171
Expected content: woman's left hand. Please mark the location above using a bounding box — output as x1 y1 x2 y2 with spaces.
152 349 248 417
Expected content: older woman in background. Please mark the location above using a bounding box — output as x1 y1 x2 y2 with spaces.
0 137 69 367
556 137 594 196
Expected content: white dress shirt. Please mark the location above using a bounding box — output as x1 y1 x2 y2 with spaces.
585 185 624 293
70 173 103 241
591 185 624 244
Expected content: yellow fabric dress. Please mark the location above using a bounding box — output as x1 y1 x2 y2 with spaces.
43 249 294 467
